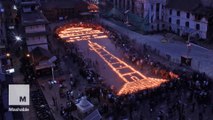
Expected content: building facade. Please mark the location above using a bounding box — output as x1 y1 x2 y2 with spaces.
20 0 49 52
112 0 213 40
113 0 166 31
40 0 89 22
0 0 17 30
0 2 6 47
165 0 212 40
0 2 6 74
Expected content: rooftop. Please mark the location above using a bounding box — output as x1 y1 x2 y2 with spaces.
20 1 38 6
24 31 50 37
40 0 89 12
192 7 213 18
166 0 213 18
41 0 87 9
166 0 201 12
21 12 48 26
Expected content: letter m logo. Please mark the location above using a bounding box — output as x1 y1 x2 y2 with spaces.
19 96 26 102
9 84 30 105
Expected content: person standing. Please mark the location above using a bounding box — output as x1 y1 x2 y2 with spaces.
52 96 56 106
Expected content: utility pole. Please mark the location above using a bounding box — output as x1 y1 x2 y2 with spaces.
51 64 55 81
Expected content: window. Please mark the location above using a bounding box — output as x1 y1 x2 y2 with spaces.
157 15 159 20
156 3 160 12
162 24 165 28
132 1 135 13
157 24 160 31
127 0 130 9
196 24 200 30
176 19 180 25
177 11 180 16
115 0 117 8
151 16 154 22
169 18 172 23
186 13 190 18
169 26 172 31
170 9 172 15
185 22 189 27
177 29 180 35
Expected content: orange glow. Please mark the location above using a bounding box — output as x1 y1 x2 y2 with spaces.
26 54 30 57
57 26 107 42
6 53 10 57
88 41 168 95
169 71 179 79
57 24 170 96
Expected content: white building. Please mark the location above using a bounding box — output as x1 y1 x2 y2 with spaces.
112 0 166 31
165 0 213 40
20 0 49 52
112 0 213 40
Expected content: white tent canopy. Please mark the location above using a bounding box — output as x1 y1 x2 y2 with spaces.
83 109 102 120
76 96 94 113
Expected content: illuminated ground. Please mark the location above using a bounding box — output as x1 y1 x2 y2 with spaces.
57 24 168 95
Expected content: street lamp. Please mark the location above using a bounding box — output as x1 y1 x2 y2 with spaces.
186 42 192 57
13 5 17 10
5 53 13 67
6 53 10 57
186 31 199 57
14 35 23 53
15 36 22 41
26 54 30 58
49 64 56 88
26 53 35 64
51 64 55 81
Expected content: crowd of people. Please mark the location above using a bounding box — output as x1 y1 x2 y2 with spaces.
19 56 36 84
31 90 55 120
54 22 213 120
103 25 212 119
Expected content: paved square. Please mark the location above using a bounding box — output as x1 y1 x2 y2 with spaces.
57 24 168 95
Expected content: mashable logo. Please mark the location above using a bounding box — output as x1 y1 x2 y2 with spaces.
9 84 30 107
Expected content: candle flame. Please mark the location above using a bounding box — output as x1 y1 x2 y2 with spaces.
57 25 174 95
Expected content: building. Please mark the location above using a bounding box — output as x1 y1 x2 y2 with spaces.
0 1 9 75
19 0 58 74
0 1 6 74
0 0 17 30
0 2 6 48
40 0 89 22
165 0 213 40
112 0 166 32
20 0 49 51
112 0 213 40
